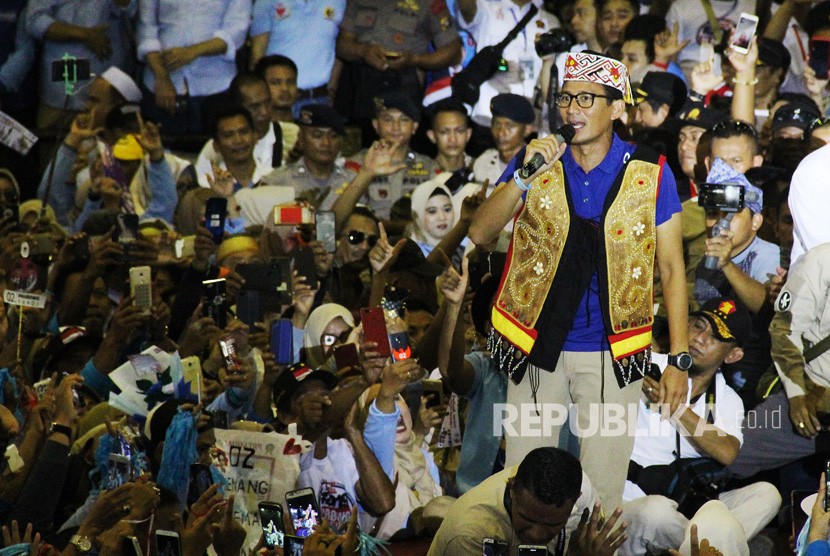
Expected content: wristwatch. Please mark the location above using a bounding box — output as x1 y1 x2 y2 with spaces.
48 422 73 439
667 352 693 371
70 535 92 553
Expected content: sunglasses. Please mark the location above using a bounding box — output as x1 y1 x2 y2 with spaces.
344 230 379 247
711 119 759 139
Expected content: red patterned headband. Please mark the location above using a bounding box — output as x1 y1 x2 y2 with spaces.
563 52 633 105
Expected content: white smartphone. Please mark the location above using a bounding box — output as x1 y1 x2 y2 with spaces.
129 266 152 313
181 355 203 403
155 530 181 556
731 12 759 54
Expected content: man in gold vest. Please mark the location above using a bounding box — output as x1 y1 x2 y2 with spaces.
469 51 690 510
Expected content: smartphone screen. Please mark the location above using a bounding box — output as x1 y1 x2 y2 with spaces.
483 538 509 556
730 13 758 53
388 331 412 361
517 546 548 555
285 488 320 538
205 197 228 244
155 531 181 556
236 289 263 327
115 213 139 244
107 454 132 489
270 319 294 365
316 211 337 253
187 463 214 507
360 307 391 358
810 38 830 80
284 535 305 556
293 246 319 289
259 502 285 548
202 278 227 329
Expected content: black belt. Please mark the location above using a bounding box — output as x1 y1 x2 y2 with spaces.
296 85 329 100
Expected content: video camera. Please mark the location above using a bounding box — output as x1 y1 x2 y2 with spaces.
535 28 576 57
697 181 758 213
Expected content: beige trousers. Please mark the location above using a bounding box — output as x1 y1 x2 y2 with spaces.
504 350 641 510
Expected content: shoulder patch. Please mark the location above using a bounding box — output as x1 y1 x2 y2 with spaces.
776 289 792 312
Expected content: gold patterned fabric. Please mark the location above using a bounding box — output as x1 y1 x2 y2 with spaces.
490 154 661 387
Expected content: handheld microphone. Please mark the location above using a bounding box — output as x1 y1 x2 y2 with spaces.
518 124 576 180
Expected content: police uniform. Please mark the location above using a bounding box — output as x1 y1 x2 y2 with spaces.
261 158 356 210
346 150 439 219
341 0 459 120
460 0 560 125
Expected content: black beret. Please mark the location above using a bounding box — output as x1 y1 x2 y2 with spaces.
757 37 791 69
805 2 830 37
490 93 535 124
374 92 421 121
296 104 345 135
634 71 688 117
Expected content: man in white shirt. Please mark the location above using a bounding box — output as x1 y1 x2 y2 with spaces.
196 72 278 188
456 0 560 126
621 298 781 555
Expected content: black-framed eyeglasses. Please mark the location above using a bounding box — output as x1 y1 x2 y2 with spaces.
711 119 759 138
554 92 614 109
344 230 378 247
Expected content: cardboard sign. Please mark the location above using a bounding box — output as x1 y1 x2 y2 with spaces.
3 289 47 309
212 428 305 555
0 111 38 155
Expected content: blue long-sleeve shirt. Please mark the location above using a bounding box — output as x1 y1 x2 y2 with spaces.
26 0 136 110
37 142 77 227
363 400 400 482
808 541 830 556
137 0 251 97
0 2 35 95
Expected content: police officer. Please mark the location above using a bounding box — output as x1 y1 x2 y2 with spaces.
261 104 355 210
335 0 461 143
340 93 439 220
472 93 535 187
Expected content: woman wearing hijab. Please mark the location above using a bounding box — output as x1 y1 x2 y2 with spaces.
408 180 458 258
300 303 355 370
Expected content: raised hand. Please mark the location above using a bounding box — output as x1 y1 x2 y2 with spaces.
460 180 489 224
654 22 690 64
439 256 469 306
568 503 627 556
207 161 236 197
363 140 407 177
136 114 164 162
368 223 406 274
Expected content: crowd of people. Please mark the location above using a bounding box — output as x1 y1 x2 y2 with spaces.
3 0 830 555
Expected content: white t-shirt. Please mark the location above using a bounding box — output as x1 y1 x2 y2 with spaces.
195 123 287 188
624 353 744 501
790 144 830 266
460 0 560 125
297 437 375 534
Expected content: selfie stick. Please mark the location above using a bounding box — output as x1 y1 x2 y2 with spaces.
40 54 86 220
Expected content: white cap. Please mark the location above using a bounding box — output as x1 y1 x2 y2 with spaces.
101 66 142 103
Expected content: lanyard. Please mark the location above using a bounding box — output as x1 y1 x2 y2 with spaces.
508 5 529 50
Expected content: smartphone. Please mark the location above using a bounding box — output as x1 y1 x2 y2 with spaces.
115 213 139 244
316 211 336 253
517 546 548 555
389 331 412 361
72 235 90 262
273 205 314 226
810 38 830 80
129 266 152 313
51 58 91 82
187 463 214 507
258 501 286 549
333 343 360 372
212 409 229 430
270 319 294 366
825 460 830 511
202 278 227 329
205 197 228 244
730 13 758 54
237 259 291 307
30 234 53 257
285 488 320 538
482 538 509 556
155 530 181 556
181 355 202 402
107 453 132 489
175 235 196 259
125 536 143 556
293 246 318 289
645 363 663 382
236 289 263 327
361 307 391 358
219 336 238 372
422 379 445 409
284 535 305 556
